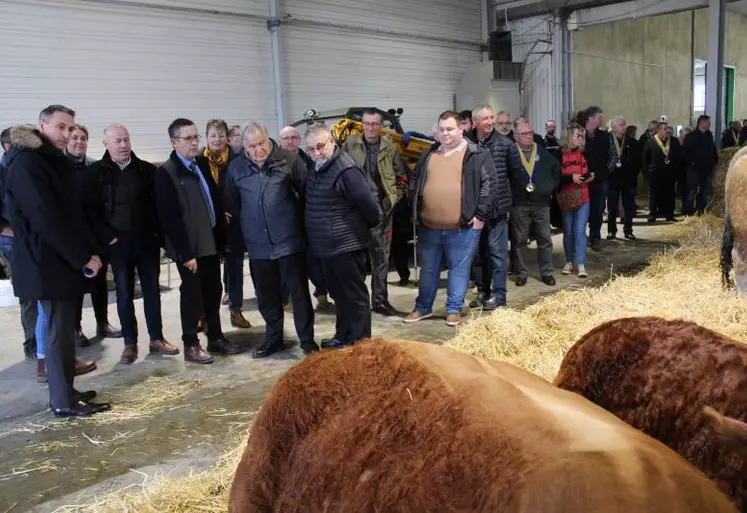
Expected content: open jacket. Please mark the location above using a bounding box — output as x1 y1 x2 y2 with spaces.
411 142 496 228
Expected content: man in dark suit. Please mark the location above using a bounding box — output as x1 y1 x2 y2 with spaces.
155 118 240 364
644 121 681 222
5 105 109 417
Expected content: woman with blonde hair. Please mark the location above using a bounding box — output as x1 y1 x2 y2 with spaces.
557 123 592 277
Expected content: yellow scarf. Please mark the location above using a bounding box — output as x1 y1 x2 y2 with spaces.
653 134 670 157
518 143 538 178
204 147 229 184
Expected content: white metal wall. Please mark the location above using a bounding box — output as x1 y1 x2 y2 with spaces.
509 15 558 132
0 0 274 162
280 0 483 133
0 0 483 159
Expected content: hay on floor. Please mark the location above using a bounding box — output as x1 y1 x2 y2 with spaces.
448 215 746 381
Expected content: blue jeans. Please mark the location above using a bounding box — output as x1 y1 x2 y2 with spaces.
36 300 46 359
415 226 481 315
109 236 164 346
587 181 608 242
222 252 245 308
474 218 509 301
562 202 590 267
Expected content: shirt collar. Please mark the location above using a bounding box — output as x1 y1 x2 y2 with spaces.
176 152 195 170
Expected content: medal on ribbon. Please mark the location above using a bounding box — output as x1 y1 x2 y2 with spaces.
614 135 624 168
654 134 671 165
519 143 538 192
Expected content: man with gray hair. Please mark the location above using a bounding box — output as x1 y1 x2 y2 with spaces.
606 116 640 240
304 123 382 349
225 122 319 357
468 103 512 310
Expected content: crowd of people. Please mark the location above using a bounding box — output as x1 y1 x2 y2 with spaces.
0 102 721 417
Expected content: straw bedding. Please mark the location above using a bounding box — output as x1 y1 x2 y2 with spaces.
448 215 746 381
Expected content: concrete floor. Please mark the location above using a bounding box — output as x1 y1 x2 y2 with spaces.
0 215 685 512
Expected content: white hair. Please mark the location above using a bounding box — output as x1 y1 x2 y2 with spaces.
472 103 494 118
304 122 332 140
241 121 268 141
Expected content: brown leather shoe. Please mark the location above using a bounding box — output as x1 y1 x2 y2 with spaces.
36 358 47 383
184 343 214 364
230 308 251 329
445 314 461 327
75 358 97 376
120 345 138 364
196 317 205 334
149 339 180 355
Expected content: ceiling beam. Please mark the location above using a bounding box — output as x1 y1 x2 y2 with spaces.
568 0 741 28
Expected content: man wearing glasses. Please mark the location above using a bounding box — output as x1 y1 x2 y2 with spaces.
279 125 314 170
155 118 238 364
343 109 407 317
304 123 382 349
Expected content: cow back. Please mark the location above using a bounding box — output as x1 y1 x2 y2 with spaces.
230 339 737 513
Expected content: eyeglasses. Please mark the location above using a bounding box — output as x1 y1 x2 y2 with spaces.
307 141 329 154
280 135 300 141
176 135 201 143
517 131 533 137
363 122 382 129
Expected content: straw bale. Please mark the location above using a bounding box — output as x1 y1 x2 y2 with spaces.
448 215 746 381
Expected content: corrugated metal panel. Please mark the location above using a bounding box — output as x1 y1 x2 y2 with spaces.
118 0 266 16
508 15 557 132
0 0 273 162
280 0 483 133
281 0 482 42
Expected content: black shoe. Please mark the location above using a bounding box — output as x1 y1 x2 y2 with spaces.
483 296 506 311
23 345 37 361
74 329 90 348
252 341 285 359
542 275 556 286
320 339 346 350
590 240 601 252
48 390 97 408
300 340 320 355
398 278 411 286
372 302 398 316
207 337 242 355
96 323 123 338
606 233 616 240
647 217 656 223
469 292 488 308
624 232 636 240
516 276 528 287
665 216 677 222
52 402 110 417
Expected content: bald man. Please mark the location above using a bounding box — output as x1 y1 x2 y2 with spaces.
81 124 178 365
279 126 314 169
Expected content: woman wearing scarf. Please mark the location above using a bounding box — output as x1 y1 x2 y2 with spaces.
203 119 251 329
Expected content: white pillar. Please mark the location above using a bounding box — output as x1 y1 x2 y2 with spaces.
705 0 726 142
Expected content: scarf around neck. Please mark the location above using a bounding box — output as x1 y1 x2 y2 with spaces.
204 146 229 184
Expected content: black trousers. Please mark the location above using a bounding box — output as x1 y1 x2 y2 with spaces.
249 252 314 347
176 254 222 346
390 209 413 282
321 250 371 344
39 299 77 409
369 211 393 306
648 170 675 219
75 257 109 330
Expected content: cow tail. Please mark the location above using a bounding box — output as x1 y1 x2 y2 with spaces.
721 216 735 290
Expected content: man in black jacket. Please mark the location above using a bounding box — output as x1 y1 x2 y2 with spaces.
469 104 512 310
683 115 719 216
507 119 560 287
5 105 109 417
644 121 681 222
81 124 178 364
404 111 495 327
606 116 640 240
225 123 319 358
155 118 239 364
581 106 614 251
304 123 383 348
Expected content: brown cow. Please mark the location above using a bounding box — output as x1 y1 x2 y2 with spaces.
229 339 736 513
555 317 747 511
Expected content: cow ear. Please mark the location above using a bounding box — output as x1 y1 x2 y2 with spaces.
703 406 747 457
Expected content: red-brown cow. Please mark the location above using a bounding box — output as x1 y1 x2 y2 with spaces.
555 316 747 511
229 339 736 513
